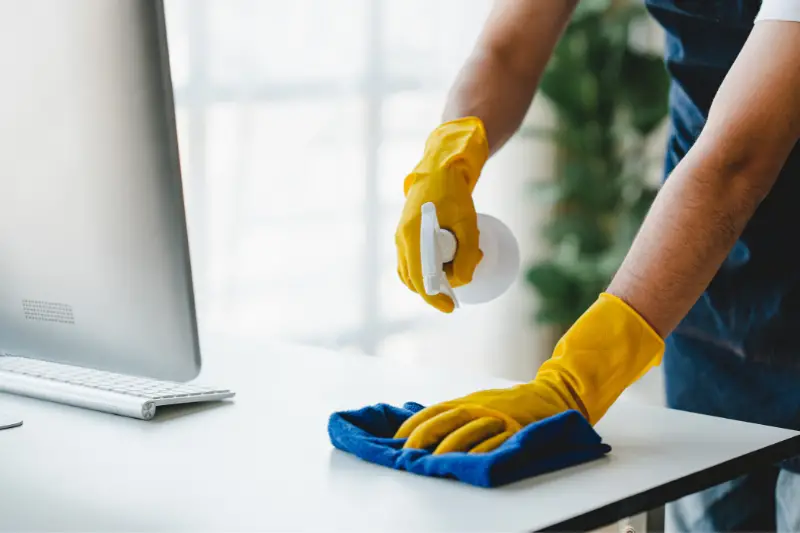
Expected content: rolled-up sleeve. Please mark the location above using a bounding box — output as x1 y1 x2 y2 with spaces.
756 0 800 22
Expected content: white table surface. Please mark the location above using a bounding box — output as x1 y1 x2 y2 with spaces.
0 335 798 532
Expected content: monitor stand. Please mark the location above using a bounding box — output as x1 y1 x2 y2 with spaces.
0 412 22 430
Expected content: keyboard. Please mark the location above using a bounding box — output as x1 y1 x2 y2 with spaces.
0 355 234 420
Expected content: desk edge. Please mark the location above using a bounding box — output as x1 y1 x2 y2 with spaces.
536 434 800 532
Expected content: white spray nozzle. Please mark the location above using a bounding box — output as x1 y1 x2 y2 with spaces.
420 202 460 308
418 201 521 311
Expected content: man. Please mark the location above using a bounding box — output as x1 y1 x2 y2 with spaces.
393 1 800 531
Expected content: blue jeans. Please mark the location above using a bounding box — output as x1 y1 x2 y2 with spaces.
664 333 800 532
666 470 800 532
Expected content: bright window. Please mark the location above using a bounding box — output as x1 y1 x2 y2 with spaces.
164 0 493 354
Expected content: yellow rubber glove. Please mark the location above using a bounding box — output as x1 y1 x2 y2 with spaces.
394 293 664 454
395 117 489 313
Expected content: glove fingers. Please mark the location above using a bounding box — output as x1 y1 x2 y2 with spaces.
396 232 414 292
393 404 452 439
446 219 482 287
433 416 506 455
418 291 455 313
468 431 513 454
397 264 414 293
402 407 482 450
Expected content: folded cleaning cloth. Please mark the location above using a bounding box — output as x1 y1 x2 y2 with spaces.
328 402 611 488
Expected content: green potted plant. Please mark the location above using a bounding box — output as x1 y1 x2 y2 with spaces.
526 0 670 336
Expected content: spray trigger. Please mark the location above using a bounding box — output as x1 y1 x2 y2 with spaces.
420 202 459 308
417 201 520 310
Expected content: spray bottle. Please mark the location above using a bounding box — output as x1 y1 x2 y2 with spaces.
420 202 520 309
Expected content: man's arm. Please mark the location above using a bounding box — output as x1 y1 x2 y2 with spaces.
607 20 800 337
395 1 578 312
442 0 578 155
391 13 800 449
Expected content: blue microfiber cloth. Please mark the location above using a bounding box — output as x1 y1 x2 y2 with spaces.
328 401 611 488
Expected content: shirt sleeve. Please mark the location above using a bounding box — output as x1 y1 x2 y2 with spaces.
756 0 800 22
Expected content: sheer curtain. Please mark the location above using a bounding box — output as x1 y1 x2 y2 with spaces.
164 0 553 380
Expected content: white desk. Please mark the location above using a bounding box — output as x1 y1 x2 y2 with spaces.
1 337 798 532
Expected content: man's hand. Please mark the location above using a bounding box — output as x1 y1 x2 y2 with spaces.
395 293 664 453
395 117 488 313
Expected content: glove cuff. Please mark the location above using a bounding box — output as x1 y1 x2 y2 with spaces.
536 292 665 425
403 116 489 196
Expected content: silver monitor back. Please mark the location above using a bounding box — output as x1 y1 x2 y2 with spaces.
0 0 200 381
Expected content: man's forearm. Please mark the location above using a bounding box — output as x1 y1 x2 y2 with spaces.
607 20 800 337
607 144 774 337
441 0 578 155
441 48 545 156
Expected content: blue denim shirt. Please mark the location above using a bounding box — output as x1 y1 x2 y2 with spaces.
646 0 800 369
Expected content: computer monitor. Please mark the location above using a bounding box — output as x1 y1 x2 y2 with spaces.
0 0 200 382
